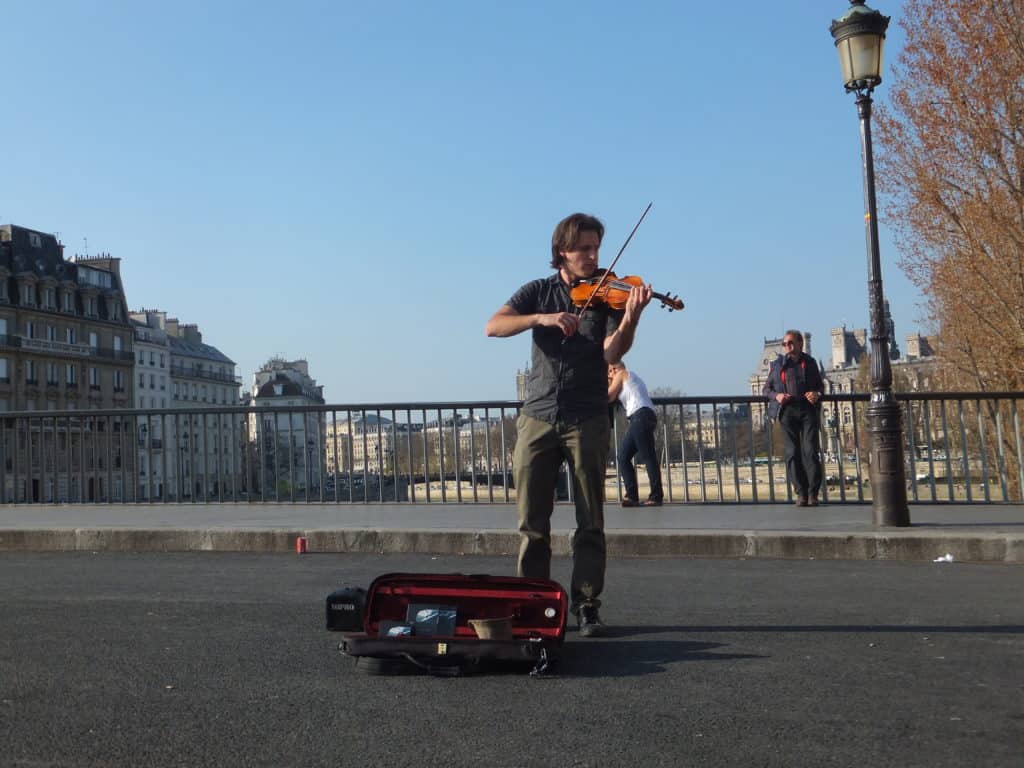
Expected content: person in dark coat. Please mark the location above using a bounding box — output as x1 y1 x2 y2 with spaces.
763 330 824 506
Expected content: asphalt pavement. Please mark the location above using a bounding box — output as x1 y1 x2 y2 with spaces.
0 500 1022 563
1 552 1021 767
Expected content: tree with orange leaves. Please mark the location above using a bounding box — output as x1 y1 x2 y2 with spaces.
874 0 1023 392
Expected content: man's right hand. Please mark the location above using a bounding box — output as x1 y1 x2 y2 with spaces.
540 312 580 337
775 393 792 404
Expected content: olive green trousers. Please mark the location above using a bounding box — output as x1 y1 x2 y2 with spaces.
513 412 608 610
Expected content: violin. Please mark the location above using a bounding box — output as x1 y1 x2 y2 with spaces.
570 270 684 312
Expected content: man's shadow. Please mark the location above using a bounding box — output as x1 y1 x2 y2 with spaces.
556 625 765 678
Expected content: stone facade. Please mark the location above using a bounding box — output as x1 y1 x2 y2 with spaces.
0 225 134 501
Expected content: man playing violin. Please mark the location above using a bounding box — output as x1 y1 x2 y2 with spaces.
484 212 652 637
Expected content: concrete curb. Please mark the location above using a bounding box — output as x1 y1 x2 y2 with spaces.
1 527 1021 563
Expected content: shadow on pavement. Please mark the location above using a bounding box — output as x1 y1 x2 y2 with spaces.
558 639 764 678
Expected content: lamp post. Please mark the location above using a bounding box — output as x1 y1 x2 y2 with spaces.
830 0 910 526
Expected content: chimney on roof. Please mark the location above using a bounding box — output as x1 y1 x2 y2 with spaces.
181 324 202 344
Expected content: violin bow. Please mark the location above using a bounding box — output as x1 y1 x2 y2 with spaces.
574 202 653 317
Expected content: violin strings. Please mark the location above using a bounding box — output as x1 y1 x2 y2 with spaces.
575 202 652 317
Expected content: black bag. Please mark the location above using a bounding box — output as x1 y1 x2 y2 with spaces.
328 572 568 676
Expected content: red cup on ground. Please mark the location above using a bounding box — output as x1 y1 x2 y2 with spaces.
296 536 308 554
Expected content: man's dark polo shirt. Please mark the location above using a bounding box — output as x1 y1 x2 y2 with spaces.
507 273 621 425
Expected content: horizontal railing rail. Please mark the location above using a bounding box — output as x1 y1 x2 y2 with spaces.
0 392 1020 505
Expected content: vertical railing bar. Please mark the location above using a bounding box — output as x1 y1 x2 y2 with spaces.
729 402 741 503
662 405 674 504
317 409 325 503
453 410 463 503
695 407 707 503
712 404 723 503
850 398 864 502
976 398 990 502
285 409 295 504
0 417 7 503
993 399 1009 502
331 410 339 504
422 408 430 503
437 408 446 503
483 407 494 504
1013 399 1024 503
746 401 757 504
679 404 690 503
374 408 383 504
922 401 936 502
939 400 954 501
906 400 919 503
104 414 112 504
468 408 478 503
957 400 971 502
144 413 152 503
500 407 510 504
765 417 776 503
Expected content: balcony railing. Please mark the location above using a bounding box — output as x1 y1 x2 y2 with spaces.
0 392 1020 505
168 364 242 384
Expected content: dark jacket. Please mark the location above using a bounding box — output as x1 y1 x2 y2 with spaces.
762 352 824 423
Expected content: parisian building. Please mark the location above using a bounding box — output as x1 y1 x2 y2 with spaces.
131 309 242 501
0 225 134 502
250 358 325 498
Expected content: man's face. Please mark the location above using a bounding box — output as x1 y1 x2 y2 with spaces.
783 335 802 359
559 230 600 281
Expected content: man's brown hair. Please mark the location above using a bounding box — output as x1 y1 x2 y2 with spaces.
550 213 604 269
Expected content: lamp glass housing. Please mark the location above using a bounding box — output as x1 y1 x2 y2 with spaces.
836 33 885 88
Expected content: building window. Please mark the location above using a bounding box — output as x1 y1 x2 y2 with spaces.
25 360 37 384
66 327 76 345
24 320 34 339
114 371 124 391
21 284 35 305
201 385 207 402
89 332 98 349
159 353 165 368
149 373 155 389
29 232 41 248
46 363 59 385
46 325 57 342
89 367 100 388
113 336 122 352
86 297 97 317
192 383 197 400
138 350 145 364
0 357 8 382
139 373 145 388
43 287 56 309
66 364 77 386
173 382 179 399
62 292 74 312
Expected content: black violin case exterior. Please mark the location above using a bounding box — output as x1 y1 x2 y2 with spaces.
326 572 568 676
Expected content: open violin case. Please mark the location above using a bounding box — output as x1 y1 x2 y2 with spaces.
327 573 568 676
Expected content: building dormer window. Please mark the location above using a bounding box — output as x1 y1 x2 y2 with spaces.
29 233 41 248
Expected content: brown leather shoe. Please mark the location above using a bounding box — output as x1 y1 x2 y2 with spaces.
808 497 820 507
621 497 639 508
795 496 808 507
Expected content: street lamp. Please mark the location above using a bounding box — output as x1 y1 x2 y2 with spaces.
830 0 910 526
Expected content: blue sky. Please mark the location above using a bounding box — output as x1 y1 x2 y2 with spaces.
2 0 924 403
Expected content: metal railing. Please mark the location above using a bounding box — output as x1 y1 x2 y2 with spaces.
0 391 1020 504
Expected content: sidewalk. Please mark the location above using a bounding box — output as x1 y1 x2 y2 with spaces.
0 501 1021 563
